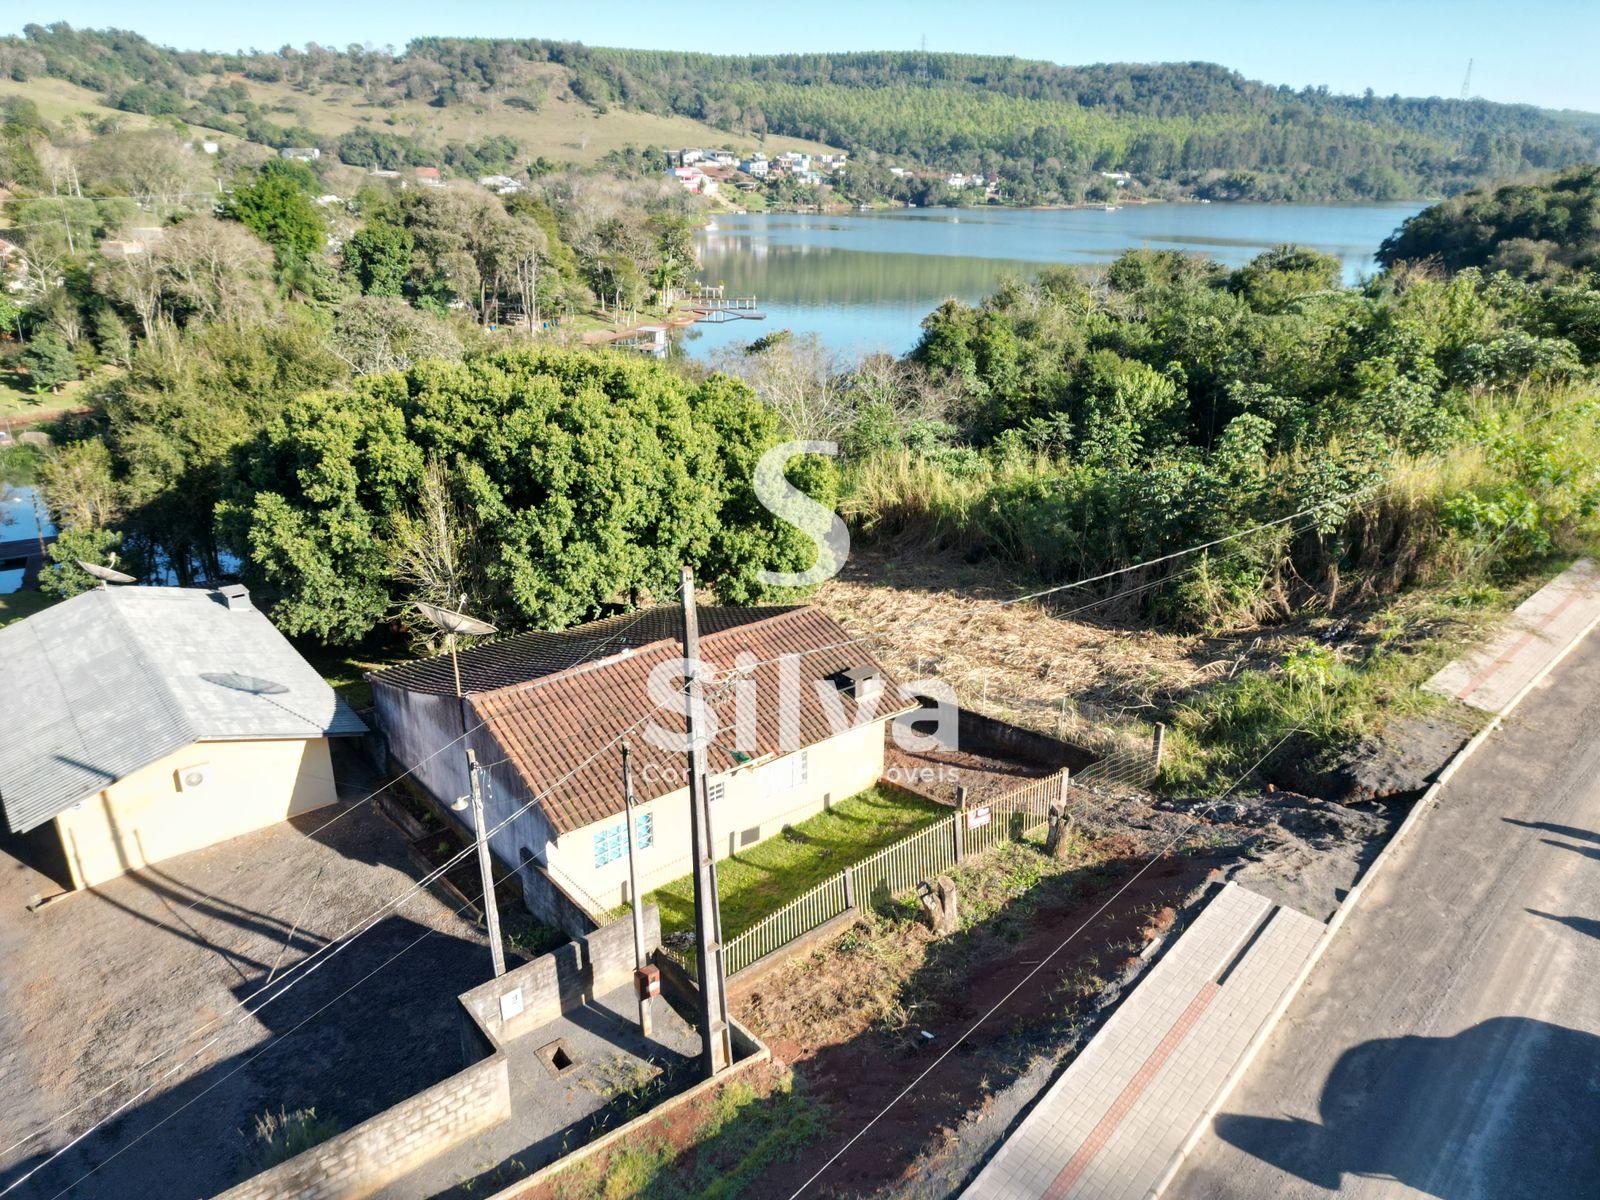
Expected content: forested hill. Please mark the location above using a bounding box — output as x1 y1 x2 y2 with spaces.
3 23 1598 202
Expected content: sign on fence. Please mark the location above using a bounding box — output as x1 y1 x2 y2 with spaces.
966 806 992 829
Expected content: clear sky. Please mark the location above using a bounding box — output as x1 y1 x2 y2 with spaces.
6 0 1599 113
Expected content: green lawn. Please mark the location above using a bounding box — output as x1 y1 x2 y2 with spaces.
0 587 58 627
0 366 95 423
299 641 410 710
639 785 947 939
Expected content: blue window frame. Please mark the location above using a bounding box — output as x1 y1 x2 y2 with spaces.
594 814 654 866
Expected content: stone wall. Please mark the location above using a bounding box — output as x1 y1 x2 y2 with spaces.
215 1051 510 1200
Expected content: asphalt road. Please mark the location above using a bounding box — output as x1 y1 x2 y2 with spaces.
1166 630 1600 1200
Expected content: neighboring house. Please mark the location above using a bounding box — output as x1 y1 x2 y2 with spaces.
98 240 146 258
200 140 220 155
370 606 915 933
279 146 321 161
478 174 523 195
0 585 367 889
414 166 443 186
678 147 706 165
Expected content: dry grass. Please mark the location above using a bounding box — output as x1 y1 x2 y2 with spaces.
813 548 1229 756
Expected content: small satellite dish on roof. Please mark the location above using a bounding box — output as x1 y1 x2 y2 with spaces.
76 559 138 587
416 597 497 698
415 601 497 638
200 671 291 696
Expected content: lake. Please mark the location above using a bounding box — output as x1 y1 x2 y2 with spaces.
681 201 1425 361
0 485 55 594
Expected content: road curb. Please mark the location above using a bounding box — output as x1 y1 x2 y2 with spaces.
1148 562 1600 1199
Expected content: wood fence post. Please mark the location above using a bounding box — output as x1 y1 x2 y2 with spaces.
1152 722 1167 772
952 811 965 864
842 866 856 911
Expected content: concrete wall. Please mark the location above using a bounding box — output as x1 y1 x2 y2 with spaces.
457 907 661 1047
546 719 889 911
955 708 1096 773
54 738 336 889
214 1052 510 1200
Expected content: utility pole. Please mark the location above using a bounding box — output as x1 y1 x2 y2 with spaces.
621 742 654 1037
679 565 733 1076
465 748 507 978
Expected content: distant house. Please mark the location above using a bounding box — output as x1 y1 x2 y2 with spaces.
740 156 769 178
369 605 914 933
200 140 220 155
414 166 443 186
678 148 707 166
668 166 718 195
1100 171 1133 186
0 585 366 889
708 150 737 168
478 174 523 195
279 146 321 161
98 240 146 258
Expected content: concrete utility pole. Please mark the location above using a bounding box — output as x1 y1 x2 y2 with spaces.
465 748 507 979
620 741 653 1037
679 565 734 1076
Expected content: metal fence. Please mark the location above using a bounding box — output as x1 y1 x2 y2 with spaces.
707 768 1072 979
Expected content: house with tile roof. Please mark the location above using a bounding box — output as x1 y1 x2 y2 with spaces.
369 605 915 934
0 585 367 888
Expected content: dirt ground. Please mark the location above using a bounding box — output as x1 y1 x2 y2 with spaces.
884 743 1056 806
0 754 495 1200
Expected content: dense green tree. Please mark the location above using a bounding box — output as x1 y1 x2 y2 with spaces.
22 330 77 392
219 347 836 641
220 162 327 264
343 220 413 296
1377 167 1600 281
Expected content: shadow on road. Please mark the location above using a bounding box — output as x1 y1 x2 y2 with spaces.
1502 816 1600 845
1212 1018 1600 1198
1527 908 1600 939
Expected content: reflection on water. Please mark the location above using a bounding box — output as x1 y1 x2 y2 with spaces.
1 485 55 595
684 202 1424 361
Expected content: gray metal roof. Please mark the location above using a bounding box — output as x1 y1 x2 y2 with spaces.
0 587 367 834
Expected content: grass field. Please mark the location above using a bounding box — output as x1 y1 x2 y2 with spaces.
242 70 837 165
0 587 56 627
0 369 93 424
637 785 948 939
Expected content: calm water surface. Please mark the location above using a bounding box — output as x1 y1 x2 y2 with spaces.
0 485 55 593
682 202 1424 360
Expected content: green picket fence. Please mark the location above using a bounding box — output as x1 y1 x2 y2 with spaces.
702 768 1070 979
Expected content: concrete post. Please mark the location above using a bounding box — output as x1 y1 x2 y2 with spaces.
842 867 856 910
1153 722 1167 772
465 749 506 979
679 566 733 1077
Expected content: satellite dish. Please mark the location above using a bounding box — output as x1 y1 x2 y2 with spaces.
415 602 497 638
200 671 291 696
76 559 138 586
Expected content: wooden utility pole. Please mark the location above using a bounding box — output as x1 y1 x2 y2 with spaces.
620 742 654 1037
679 565 733 1076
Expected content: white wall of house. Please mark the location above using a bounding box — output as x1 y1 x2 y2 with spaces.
53 738 337 888
547 719 889 910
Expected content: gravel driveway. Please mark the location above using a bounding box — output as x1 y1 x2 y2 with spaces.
0 759 494 1200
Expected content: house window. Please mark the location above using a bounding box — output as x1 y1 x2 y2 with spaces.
593 814 653 867
760 750 809 801
593 824 625 868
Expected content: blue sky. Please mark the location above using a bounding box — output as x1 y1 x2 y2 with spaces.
7 1 1599 112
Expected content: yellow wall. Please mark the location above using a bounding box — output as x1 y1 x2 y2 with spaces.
55 738 337 888
549 720 889 911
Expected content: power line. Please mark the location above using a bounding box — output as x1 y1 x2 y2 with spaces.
782 727 1301 1200
0 603 666 1172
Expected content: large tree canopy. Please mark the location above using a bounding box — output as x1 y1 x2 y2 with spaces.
220 347 837 642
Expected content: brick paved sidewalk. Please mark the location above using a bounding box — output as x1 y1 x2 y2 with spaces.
1427 557 1600 714
963 884 1323 1200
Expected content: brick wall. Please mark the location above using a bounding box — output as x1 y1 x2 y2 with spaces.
214 1053 510 1200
